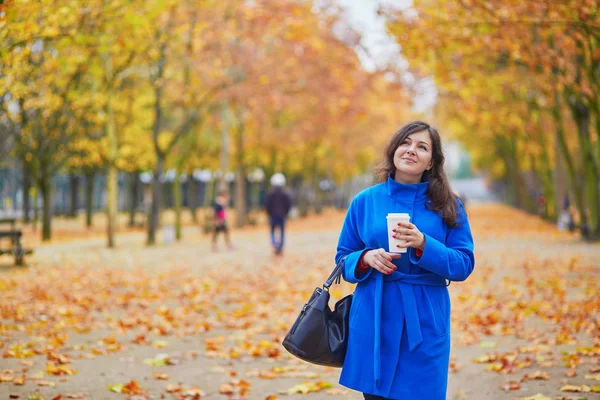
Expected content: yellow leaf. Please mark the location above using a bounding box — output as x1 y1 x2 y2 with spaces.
518 394 552 400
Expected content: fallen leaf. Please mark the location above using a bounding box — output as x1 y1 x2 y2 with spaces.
1 372 14 382
500 381 521 391
108 384 124 393
152 372 169 380
165 384 181 393
122 380 144 395
518 394 552 400
218 384 234 395
153 340 168 349
523 370 550 380
560 384 591 392
284 381 333 395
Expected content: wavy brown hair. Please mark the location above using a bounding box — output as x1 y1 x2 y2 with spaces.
376 121 460 227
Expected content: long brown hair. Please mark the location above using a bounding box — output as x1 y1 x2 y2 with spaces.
375 121 460 227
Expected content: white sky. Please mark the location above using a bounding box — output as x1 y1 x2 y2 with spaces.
333 0 437 113
334 0 459 171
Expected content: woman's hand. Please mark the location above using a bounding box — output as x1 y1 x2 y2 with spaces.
393 221 426 250
363 248 402 275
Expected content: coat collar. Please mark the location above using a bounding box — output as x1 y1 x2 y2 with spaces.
385 173 429 202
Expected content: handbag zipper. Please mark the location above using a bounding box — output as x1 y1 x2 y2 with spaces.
289 304 308 336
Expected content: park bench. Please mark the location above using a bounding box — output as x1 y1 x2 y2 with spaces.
0 218 34 266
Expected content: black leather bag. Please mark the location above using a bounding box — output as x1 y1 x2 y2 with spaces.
282 257 352 368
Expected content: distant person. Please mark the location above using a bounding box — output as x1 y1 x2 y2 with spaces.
212 190 234 252
265 173 292 256
558 194 575 232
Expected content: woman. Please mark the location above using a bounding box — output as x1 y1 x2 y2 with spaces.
335 121 475 400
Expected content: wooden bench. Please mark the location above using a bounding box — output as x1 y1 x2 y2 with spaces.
0 218 34 266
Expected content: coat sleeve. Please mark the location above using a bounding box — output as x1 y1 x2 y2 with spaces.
335 195 374 284
408 199 474 282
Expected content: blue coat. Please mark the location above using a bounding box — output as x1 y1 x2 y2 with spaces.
336 176 475 400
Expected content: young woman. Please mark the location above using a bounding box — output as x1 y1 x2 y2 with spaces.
335 121 475 400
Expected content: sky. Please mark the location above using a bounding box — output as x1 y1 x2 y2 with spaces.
334 0 437 113
333 0 460 172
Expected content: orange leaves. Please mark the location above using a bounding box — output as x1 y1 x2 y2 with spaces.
1 205 599 399
152 371 169 380
3 343 37 358
46 362 76 376
108 380 144 394
219 379 251 396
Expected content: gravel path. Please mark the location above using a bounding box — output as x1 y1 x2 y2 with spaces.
1 204 599 400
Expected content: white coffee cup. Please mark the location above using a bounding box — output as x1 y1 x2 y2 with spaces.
386 213 411 253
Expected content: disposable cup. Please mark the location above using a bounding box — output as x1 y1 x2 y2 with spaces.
386 213 410 253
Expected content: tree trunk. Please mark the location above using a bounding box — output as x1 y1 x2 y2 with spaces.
106 165 118 247
32 189 38 231
128 171 138 227
554 129 568 220
84 170 95 228
218 107 231 193
234 119 247 228
570 99 600 237
22 162 31 223
105 55 118 248
174 171 182 240
69 173 79 218
147 157 163 245
536 132 555 219
189 173 198 223
496 135 535 212
553 97 588 234
39 173 52 241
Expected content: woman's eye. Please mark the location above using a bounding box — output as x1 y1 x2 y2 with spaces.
419 145 427 150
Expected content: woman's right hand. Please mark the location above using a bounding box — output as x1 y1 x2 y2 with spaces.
363 249 401 275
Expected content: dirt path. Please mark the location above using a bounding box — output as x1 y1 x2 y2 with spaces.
1 204 599 400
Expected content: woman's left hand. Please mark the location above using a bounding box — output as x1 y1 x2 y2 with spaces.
393 221 426 251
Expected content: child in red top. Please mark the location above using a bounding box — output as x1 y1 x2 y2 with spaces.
212 190 234 251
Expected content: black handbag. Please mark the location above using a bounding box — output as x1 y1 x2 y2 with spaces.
282 256 352 368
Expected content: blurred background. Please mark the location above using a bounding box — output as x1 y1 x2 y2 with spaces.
0 0 595 244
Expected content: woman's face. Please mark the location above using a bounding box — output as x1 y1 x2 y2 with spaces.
393 130 434 180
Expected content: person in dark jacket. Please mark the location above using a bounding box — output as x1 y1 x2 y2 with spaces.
265 173 292 256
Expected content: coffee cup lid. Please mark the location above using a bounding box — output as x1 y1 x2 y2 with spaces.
386 213 410 219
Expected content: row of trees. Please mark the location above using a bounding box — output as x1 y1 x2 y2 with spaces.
382 0 600 239
1 0 411 246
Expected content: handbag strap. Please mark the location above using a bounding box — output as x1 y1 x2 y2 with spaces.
323 256 347 290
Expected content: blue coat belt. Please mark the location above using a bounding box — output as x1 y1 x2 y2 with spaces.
372 270 448 388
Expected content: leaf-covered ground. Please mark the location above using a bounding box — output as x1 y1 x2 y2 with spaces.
1 204 599 400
